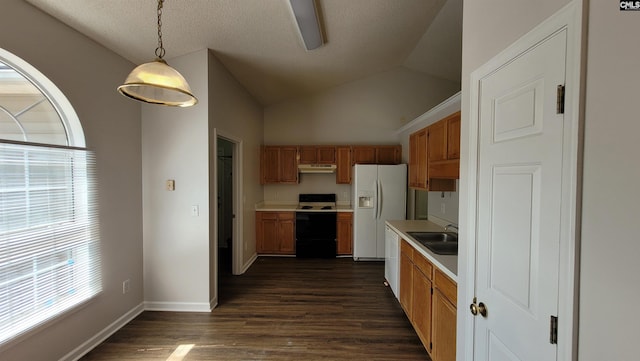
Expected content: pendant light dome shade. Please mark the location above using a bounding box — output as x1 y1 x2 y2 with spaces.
118 59 197 107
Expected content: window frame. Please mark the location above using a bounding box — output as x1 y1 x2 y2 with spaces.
0 48 100 348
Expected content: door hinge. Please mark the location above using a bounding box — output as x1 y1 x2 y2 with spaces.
550 315 558 344
556 85 565 114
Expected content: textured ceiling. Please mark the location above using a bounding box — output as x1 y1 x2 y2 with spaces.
25 0 462 105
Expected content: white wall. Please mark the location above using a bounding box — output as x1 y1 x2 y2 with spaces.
0 1 143 360
579 2 640 360
142 50 212 311
264 66 459 145
460 1 640 361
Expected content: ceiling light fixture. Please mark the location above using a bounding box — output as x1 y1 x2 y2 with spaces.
117 0 197 107
289 0 324 51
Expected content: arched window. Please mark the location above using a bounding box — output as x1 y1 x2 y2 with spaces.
0 49 100 346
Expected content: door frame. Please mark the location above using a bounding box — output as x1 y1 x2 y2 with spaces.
460 2 584 361
213 129 244 278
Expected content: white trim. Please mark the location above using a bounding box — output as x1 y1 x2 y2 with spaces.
241 253 258 274
143 301 212 313
214 129 245 276
395 91 461 134
461 2 582 361
60 303 144 361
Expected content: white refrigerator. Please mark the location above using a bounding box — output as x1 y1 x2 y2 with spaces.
352 164 407 260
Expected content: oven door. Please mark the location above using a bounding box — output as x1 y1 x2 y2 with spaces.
295 212 337 258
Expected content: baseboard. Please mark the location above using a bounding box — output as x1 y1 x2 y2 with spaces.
62 302 144 361
240 252 258 274
143 301 212 312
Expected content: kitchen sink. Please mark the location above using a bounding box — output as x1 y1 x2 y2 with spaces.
407 231 458 255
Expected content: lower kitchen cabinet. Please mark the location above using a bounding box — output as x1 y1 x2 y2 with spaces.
256 211 295 254
399 241 414 314
432 288 457 361
336 212 353 255
399 239 456 361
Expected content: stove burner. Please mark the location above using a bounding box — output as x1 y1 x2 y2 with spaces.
321 206 332 210
301 205 313 210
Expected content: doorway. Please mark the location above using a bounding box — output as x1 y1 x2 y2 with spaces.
217 138 234 275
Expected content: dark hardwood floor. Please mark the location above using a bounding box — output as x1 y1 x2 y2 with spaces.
81 257 430 360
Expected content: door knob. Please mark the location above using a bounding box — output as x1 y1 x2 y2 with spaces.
470 299 488 318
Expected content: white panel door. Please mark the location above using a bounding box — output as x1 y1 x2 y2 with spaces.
473 29 567 361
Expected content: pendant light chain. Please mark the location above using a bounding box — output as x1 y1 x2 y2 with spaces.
155 0 166 59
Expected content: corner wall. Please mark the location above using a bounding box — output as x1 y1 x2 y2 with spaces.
208 50 264 271
142 50 211 311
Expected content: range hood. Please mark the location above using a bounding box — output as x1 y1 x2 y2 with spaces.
298 164 337 173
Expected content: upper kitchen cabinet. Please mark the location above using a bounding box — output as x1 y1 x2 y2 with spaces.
336 146 352 184
260 146 299 184
298 145 336 164
409 128 428 189
352 145 402 165
408 111 460 192
428 111 460 180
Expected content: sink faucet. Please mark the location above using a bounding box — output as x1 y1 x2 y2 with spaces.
444 224 458 233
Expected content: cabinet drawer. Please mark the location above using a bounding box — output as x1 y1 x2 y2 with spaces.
400 239 414 260
434 268 457 305
413 251 433 280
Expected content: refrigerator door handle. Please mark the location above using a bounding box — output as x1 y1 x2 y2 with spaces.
377 180 382 219
372 180 378 220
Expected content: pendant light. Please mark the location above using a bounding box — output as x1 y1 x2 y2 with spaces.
118 0 197 107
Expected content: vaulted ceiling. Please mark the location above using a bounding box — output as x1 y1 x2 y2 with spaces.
25 0 462 105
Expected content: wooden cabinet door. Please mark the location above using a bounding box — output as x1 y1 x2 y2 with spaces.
261 146 280 184
428 120 448 163
298 146 317 164
336 212 353 255
376 145 401 164
352 146 377 164
409 132 419 187
409 128 428 189
413 267 433 353
336 146 352 184
278 212 295 254
256 212 279 253
432 289 457 361
279 146 299 184
399 250 414 316
316 146 336 164
446 112 461 159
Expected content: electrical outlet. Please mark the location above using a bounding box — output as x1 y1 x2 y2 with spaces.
122 279 130 294
440 203 446 213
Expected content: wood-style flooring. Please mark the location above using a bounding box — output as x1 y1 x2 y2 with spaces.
81 257 430 360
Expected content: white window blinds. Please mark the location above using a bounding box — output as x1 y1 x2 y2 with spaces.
0 142 101 345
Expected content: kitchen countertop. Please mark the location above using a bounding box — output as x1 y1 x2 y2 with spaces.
385 220 457 282
255 202 353 212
